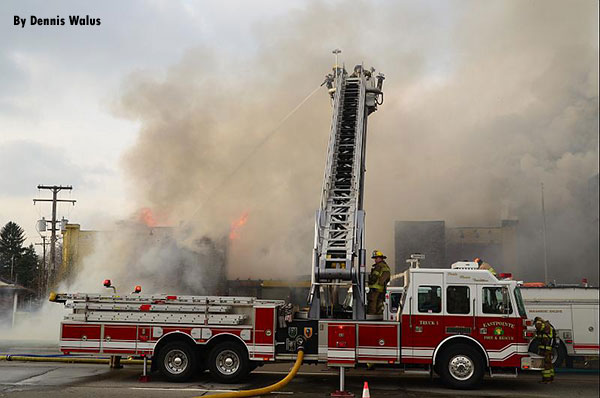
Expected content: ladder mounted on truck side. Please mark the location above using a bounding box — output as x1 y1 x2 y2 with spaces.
308 62 384 320
50 292 284 326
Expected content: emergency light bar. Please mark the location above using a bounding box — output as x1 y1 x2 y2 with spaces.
451 261 478 270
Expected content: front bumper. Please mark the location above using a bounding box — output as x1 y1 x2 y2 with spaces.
521 354 544 371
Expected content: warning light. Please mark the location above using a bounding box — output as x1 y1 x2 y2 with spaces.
133 285 142 293
103 279 117 293
498 273 513 280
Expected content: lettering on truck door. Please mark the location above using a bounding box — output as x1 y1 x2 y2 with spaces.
476 285 521 367
402 272 444 363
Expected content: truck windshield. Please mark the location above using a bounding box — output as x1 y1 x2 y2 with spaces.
514 287 527 318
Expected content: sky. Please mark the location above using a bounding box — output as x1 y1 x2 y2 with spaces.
0 0 304 237
0 0 598 286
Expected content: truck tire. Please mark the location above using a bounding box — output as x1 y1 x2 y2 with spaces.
208 341 250 383
552 341 567 367
529 339 567 367
438 343 485 389
156 341 197 382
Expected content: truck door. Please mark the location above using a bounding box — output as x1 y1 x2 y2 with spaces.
404 272 444 362
572 305 599 356
476 285 520 367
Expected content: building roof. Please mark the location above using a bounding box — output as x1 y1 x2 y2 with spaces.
0 276 35 292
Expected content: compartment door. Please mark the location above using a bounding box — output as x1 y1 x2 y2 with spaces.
357 323 399 364
327 323 356 367
60 323 101 353
572 305 599 355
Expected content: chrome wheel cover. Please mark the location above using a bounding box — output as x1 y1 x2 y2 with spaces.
164 349 189 374
448 354 475 381
216 349 240 375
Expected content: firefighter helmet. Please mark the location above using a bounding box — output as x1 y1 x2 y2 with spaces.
371 250 386 259
474 257 483 265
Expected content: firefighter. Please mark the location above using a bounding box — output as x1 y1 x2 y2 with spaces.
367 250 391 315
534 316 556 383
350 64 363 77
474 257 497 276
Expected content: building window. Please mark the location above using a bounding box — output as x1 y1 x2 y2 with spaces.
447 286 470 314
418 286 441 313
482 287 513 314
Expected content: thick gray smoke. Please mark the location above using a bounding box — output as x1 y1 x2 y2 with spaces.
108 0 598 287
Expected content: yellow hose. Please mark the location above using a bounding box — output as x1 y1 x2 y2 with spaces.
0 355 150 365
200 350 304 398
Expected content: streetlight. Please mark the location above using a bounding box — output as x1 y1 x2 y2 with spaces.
332 48 341 77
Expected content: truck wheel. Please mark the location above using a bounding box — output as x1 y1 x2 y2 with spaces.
208 341 249 383
157 341 197 382
439 344 484 389
529 340 566 367
552 341 567 367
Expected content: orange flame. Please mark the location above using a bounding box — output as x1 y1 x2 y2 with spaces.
139 208 158 227
229 212 249 240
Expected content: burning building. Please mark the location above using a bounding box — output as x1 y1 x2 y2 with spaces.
395 219 519 274
60 213 228 295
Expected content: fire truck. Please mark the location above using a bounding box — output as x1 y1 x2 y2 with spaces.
50 63 542 390
521 284 599 366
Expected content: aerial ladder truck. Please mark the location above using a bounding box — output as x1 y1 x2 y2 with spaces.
50 61 541 390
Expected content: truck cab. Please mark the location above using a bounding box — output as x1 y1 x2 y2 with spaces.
377 262 540 388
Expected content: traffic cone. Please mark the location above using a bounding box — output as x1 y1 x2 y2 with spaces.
362 381 370 398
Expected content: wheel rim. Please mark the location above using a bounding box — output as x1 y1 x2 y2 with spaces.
448 354 475 381
216 349 240 375
164 349 189 374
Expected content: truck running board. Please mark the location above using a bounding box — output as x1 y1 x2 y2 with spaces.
489 368 518 378
402 365 431 375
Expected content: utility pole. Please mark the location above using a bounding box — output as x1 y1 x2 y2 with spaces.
35 236 49 297
33 185 76 289
10 255 15 282
541 182 548 284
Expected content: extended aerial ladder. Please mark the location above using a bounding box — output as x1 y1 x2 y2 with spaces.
308 64 384 320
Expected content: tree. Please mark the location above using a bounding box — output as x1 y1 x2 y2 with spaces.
0 221 26 257
14 244 39 289
0 221 38 288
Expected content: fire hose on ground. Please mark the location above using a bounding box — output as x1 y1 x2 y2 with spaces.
0 355 148 365
198 349 305 398
1 349 305 398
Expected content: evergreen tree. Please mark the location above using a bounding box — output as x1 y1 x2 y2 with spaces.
0 221 26 257
15 244 39 289
0 221 38 288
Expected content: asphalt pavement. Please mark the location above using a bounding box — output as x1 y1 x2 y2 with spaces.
1 360 599 398
0 342 598 398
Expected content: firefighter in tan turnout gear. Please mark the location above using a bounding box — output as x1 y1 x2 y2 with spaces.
534 316 556 383
474 257 497 276
367 250 391 315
